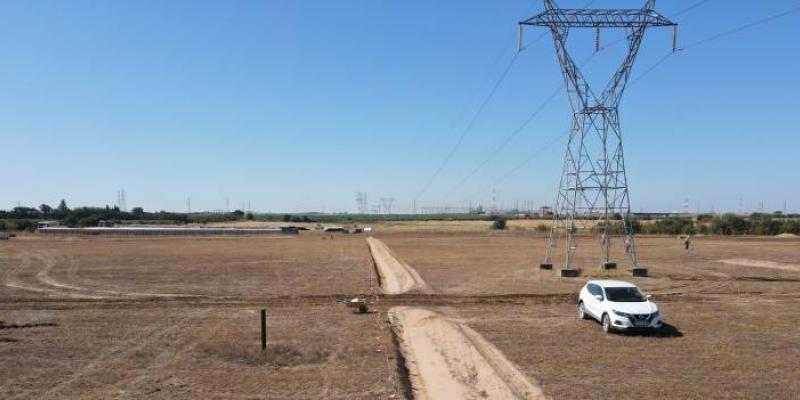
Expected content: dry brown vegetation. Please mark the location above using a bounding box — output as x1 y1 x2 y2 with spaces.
1 226 799 399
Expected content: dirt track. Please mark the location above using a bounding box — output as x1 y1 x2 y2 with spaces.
367 237 428 294
720 258 800 273
389 306 546 400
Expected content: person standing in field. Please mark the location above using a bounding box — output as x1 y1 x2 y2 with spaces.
684 234 691 250
624 235 632 253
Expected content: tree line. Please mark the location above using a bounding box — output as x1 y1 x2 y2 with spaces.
592 213 800 236
2 200 798 236
0 200 248 231
637 213 800 236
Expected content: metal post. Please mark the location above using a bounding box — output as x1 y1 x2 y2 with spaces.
260 309 267 351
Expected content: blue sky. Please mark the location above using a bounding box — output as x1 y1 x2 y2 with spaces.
1 0 798 213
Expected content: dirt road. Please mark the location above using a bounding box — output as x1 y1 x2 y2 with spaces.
389 306 546 400
367 237 428 294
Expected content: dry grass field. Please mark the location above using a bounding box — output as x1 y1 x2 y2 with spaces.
1 226 799 399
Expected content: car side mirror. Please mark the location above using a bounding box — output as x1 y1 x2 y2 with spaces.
594 294 603 302
646 294 653 300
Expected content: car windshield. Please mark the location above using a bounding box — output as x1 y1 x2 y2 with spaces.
605 287 646 302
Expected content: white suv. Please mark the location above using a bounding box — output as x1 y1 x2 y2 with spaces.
578 280 662 334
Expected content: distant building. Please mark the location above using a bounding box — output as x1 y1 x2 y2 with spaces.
537 207 554 217
279 227 299 234
37 221 59 229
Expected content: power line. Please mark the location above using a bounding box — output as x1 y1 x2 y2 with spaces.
670 0 712 18
684 5 800 50
413 51 521 202
630 4 800 87
463 130 567 203
441 51 599 201
414 0 592 202
628 51 674 88
440 85 561 201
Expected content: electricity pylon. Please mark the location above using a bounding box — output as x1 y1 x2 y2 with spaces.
356 192 368 214
379 197 395 215
519 0 676 277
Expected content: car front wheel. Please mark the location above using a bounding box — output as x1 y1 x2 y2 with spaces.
602 314 612 334
578 302 589 320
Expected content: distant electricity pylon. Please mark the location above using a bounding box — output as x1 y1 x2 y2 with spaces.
116 188 127 212
380 197 395 215
520 0 677 277
356 192 368 214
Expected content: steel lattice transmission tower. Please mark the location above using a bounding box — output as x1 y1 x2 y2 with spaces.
519 0 676 277
355 192 368 214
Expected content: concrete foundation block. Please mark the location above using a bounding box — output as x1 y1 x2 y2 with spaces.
631 268 648 277
560 268 580 278
601 262 617 270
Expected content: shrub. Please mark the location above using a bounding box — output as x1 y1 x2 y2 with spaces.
491 218 507 230
79 214 102 227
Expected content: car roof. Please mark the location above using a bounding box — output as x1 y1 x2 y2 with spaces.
587 280 637 288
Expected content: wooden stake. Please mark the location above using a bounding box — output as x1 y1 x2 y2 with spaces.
260 309 267 351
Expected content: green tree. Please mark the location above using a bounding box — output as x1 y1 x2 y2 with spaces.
39 204 53 216
56 199 69 216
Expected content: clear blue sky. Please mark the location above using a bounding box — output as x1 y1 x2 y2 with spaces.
1 0 798 213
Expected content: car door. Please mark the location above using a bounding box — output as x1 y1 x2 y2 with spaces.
585 284 604 318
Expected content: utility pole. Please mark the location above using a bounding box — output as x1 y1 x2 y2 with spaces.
521 0 677 277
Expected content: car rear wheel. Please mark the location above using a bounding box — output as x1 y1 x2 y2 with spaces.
578 302 589 320
602 314 612 334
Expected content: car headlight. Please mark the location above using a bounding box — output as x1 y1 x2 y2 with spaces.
612 309 633 319
652 311 661 319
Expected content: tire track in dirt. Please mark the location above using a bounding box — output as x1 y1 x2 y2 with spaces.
367 237 428 294
29 309 208 400
720 258 800 273
389 306 547 400
2 252 104 299
99 309 228 396
10 250 202 300
35 252 99 294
